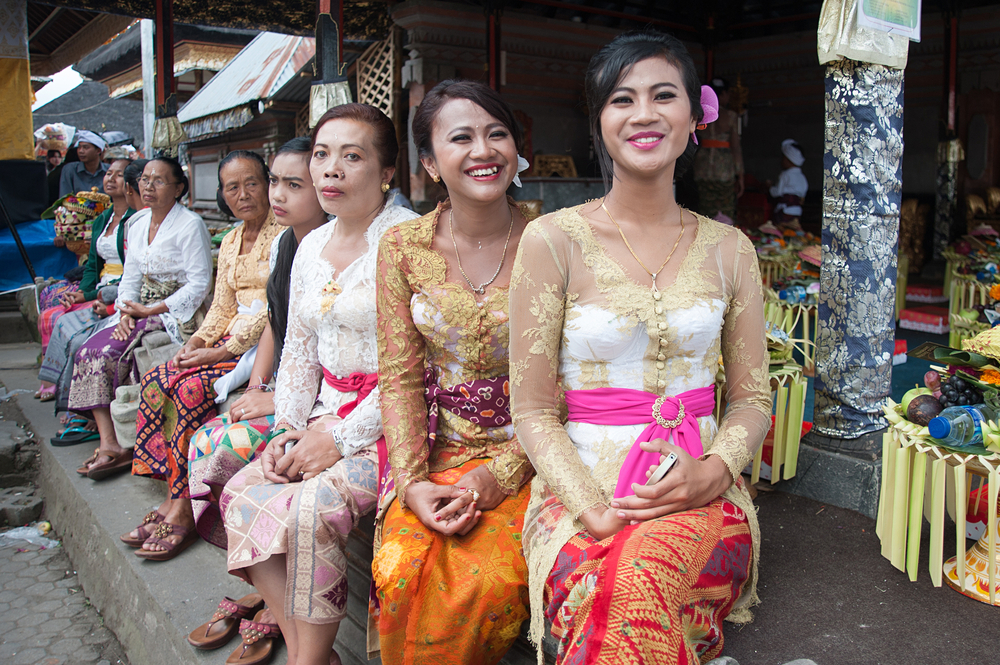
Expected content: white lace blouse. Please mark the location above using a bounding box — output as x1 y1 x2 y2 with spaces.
273 204 419 455
115 202 213 338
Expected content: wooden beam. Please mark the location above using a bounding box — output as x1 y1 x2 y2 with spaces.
154 0 175 109
519 0 697 33
28 8 62 42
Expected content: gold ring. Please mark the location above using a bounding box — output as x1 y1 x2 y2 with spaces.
652 396 684 429
468 488 480 503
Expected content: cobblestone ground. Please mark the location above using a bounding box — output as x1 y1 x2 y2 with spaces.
0 534 129 665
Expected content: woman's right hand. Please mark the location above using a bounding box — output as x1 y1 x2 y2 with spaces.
228 390 275 423
111 314 135 341
59 291 86 308
405 481 481 536
579 504 629 542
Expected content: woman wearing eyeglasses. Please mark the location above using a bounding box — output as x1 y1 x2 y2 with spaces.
68 157 213 483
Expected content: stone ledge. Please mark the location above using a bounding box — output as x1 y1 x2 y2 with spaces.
3 345 551 665
772 441 882 519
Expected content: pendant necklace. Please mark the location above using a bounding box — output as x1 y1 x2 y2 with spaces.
602 198 685 296
450 205 514 295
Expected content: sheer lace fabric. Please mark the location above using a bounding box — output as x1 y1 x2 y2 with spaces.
509 205 772 642
376 200 537 507
193 211 283 356
273 205 419 456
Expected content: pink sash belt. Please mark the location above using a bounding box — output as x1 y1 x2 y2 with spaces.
564 385 716 498
322 369 378 419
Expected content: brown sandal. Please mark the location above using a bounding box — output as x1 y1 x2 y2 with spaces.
187 593 265 650
120 510 166 548
134 522 198 561
76 448 101 475
225 609 283 665
86 448 133 481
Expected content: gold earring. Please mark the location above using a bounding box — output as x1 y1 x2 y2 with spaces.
381 182 391 193
433 175 441 183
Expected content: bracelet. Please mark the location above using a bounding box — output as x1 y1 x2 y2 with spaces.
246 384 272 392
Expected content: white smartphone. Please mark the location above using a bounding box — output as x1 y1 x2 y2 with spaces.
645 452 678 486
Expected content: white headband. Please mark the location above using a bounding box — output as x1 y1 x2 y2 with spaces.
781 139 804 167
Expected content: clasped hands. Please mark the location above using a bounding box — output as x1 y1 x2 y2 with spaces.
404 465 504 537
112 300 157 340
261 429 343 484
169 337 236 369
580 438 734 541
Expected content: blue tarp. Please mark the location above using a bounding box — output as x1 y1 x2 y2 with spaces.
0 219 79 291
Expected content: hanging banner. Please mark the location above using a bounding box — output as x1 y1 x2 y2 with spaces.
858 0 922 42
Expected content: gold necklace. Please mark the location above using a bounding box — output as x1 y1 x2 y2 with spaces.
601 199 685 295
449 205 514 295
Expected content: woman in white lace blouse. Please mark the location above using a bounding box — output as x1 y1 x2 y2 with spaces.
220 105 418 665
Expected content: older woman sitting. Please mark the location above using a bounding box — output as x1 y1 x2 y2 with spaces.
125 150 283 562
68 157 213 480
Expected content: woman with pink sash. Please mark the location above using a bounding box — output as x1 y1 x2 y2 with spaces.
219 105 418 665
510 32 772 664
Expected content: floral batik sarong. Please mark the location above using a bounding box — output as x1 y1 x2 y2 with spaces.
221 414 379 623
373 458 531 665
189 413 273 547
544 498 751 665
131 339 238 499
68 316 165 412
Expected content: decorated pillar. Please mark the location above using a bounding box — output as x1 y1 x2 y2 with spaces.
309 0 352 128
0 0 34 161
150 0 186 157
812 0 910 446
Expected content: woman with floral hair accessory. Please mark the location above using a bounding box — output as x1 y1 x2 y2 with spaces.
510 31 770 664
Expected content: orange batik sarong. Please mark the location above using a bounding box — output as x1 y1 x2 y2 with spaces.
373 458 531 665
545 498 752 665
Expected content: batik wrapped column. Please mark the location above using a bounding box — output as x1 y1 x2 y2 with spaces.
934 139 963 260
813 59 904 440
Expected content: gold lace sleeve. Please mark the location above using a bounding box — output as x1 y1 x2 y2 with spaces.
224 306 268 356
193 228 240 347
485 446 534 495
708 230 772 479
510 220 607 519
376 226 430 508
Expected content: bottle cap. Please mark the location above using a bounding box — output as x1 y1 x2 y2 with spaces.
928 416 951 440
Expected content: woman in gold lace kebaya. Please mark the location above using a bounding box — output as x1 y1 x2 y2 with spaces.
124 151 283 561
510 32 771 664
372 80 535 664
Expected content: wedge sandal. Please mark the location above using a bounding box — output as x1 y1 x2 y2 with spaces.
225 610 283 665
187 593 265 650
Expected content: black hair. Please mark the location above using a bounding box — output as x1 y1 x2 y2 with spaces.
147 156 189 200
216 150 269 217
265 136 315 370
411 80 522 166
310 103 398 170
123 159 148 195
585 31 703 191
47 149 61 159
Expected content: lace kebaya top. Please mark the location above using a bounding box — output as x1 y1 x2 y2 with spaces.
376 200 538 508
192 211 283 356
509 205 772 643
273 205 419 455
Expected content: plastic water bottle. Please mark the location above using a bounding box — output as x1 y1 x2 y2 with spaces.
927 405 996 446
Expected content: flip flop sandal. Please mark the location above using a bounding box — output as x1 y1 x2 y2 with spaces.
51 426 101 447
187 593 265 650
134 522 198 562
86 449 134 481
36 386 56 402
120 510 166 548
225 610 283 665
77 448 101 475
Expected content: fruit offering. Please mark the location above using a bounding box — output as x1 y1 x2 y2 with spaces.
937 376 983 409
923 370 941 393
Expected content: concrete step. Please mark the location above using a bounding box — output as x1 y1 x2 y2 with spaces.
2 342 554 665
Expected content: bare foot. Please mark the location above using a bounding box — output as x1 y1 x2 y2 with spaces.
259 607 275 625
142 502 195 553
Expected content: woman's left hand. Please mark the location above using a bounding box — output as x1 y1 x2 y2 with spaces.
59 291 86 308
270 429 343 481
432 465 505 526
609 439 734 523
173 343 235 369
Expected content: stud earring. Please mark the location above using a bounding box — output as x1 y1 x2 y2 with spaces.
433 175 441 183
381 182 391 193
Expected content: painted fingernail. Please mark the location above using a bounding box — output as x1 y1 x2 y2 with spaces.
458 487 467 491
434 514 441 522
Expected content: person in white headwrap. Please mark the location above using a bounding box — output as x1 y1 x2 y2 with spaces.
769 139 808 227
59 130 108 197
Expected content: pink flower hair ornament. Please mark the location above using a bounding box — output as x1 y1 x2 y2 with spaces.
692 85 720 145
